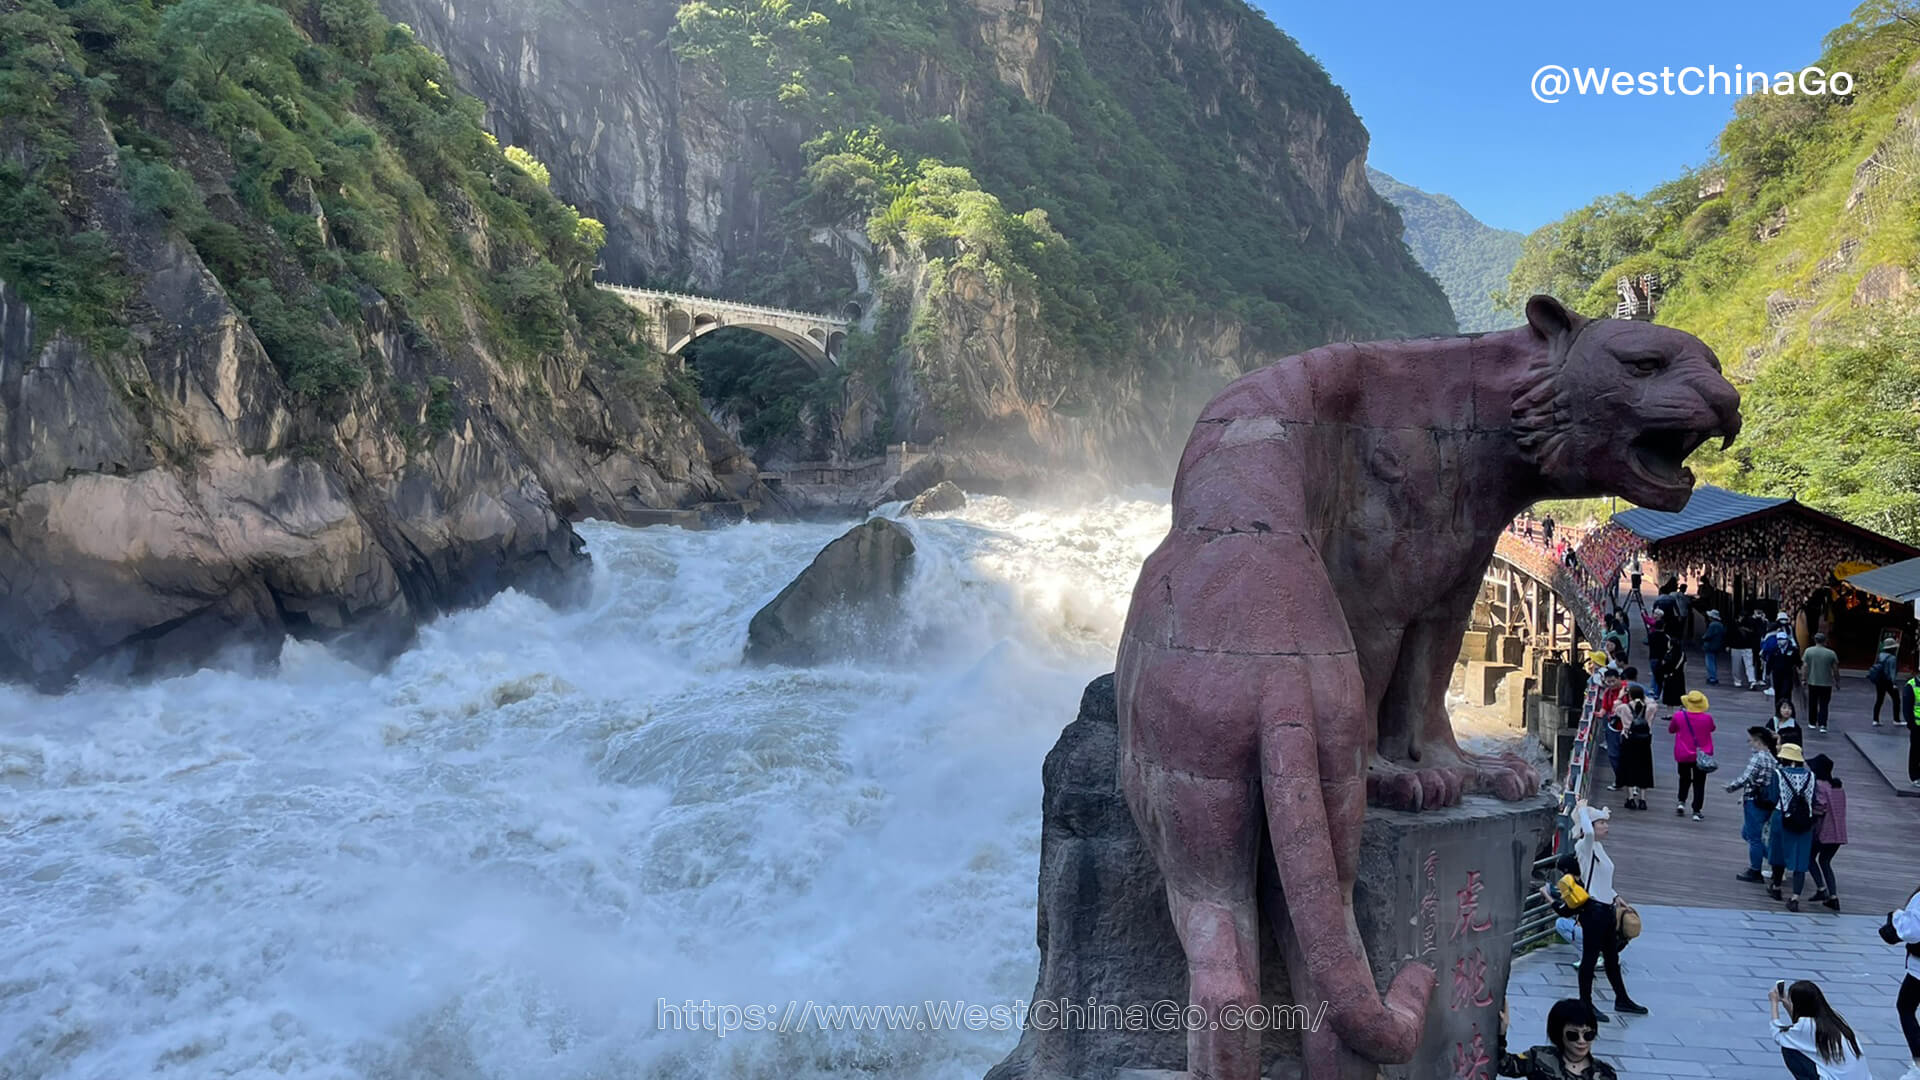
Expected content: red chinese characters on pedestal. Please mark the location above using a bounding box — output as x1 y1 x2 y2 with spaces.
1420 849 1440 957
1451 949 1494 1010
1452 869 1493 942
1451 1025 1491 1080
1448 866 1495 1008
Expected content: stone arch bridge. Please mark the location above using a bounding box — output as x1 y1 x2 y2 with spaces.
598 284 852 373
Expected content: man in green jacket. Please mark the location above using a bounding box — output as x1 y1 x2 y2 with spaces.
1803 632 1839 734
1905 674 1920 789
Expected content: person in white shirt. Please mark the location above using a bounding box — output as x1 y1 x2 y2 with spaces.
1563 804 1646 1022
1882 886 1920 1079
1769 979 1868 1080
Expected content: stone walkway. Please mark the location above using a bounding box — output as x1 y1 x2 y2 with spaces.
1508 904 1916 1079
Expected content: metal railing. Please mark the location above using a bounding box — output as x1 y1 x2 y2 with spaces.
1514 679 1602 955
596 283 849 327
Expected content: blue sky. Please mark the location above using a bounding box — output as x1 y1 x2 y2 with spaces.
1255 1 1860 234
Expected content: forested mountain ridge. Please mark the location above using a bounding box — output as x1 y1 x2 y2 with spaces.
1368 167 1524 332
379 0 1456 477
1499 2 1920 542
0 0 757 685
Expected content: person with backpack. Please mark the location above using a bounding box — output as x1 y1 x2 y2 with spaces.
1871 639 1901 726
1668 689 1715 819
1729 726 1781 883
1769 979 1870 1080
1701 610 1727 685
1743 608 1773 691
1878 884 1920 1080
1807 754 1848 912
1766 615 1803 707
1803 632 1838 734
1615 684 1656 809
1767 744 1818 911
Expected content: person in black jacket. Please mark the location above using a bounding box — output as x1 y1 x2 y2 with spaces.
1498 998 1619 1080
1658 633 1688 708
1701 610 1727 686
1648 615 1672 699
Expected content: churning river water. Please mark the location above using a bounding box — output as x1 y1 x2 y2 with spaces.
0 492 1531 1080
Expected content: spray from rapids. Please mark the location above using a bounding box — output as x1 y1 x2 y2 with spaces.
0 492 1531 1079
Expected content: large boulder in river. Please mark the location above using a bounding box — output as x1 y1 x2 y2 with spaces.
908 481 967 516
745 518 916 665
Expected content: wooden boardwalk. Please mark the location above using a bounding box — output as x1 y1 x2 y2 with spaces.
1590 632 1920 918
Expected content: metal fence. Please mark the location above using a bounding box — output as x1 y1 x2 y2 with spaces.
1513 677 1603 955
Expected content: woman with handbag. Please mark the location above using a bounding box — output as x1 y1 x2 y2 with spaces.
1669 689 1717 820
1561 804 1648 1021
1613 685 1656 809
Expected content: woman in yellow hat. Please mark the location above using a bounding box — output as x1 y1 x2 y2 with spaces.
1768 742 1819 911
1669 689 1716 820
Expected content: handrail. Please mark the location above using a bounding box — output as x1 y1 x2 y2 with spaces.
596 282 849 326
1516 679 1601 955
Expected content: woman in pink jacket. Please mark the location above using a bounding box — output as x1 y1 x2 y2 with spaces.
1808 754 1848 912
1669 690 1716 820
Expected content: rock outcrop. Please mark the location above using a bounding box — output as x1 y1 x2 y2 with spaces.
745 518 917 665
0 54 753 689
907 481 967 516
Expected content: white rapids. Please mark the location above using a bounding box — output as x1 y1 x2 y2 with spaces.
0 492 1531 1079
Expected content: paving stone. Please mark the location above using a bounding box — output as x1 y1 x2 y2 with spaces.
1507 903 1917 1076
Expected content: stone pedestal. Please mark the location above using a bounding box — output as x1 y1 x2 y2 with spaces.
986 675 1555 1080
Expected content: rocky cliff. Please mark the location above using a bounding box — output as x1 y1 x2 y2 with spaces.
0 0 754 688
379 0 1453 483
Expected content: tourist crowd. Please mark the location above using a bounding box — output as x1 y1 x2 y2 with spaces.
1506 512 1920 1078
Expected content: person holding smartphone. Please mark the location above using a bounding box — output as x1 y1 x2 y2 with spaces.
1770 979 1868 1079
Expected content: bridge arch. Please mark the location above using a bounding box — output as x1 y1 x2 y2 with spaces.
597 283 849 375
668 320 832 374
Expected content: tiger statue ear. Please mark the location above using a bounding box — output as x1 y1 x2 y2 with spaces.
1524 294 1587 346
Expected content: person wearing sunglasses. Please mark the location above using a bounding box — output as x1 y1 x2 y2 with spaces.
1497 998 1618 1079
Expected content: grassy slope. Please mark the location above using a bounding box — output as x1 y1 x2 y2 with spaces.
0 0 688 434
1499 5 1920 540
